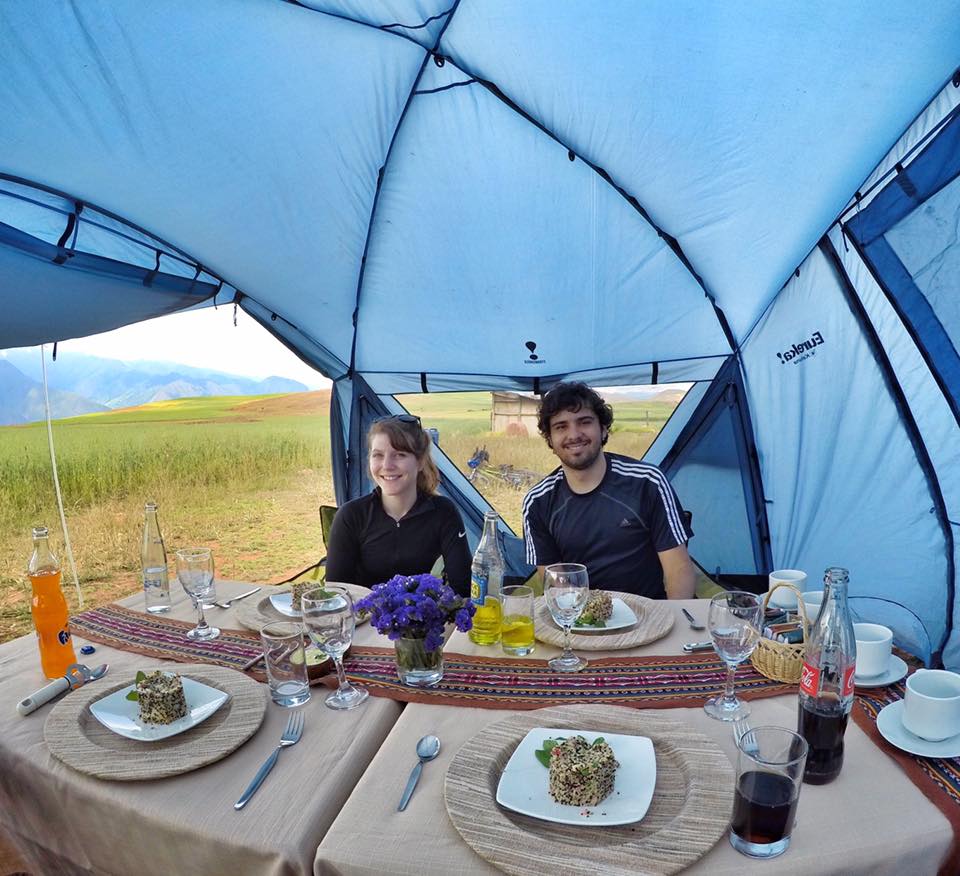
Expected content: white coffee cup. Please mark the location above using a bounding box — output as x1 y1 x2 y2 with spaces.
801 590 824 619
902 669 960 742
768 569 806 609
854 623 893 678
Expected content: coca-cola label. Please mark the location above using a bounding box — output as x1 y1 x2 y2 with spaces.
799 662 820 696
842 665 856 697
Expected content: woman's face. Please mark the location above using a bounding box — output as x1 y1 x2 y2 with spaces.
369 432 422 500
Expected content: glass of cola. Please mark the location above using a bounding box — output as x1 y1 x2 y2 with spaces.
729 725 808 858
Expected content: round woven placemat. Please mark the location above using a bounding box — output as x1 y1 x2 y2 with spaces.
534 592 674 650
444 704 733 876
44 664 267 781
234 583 372 632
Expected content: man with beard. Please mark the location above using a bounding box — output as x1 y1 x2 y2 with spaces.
522 382 696 599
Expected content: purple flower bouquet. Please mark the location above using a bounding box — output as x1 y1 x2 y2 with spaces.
355 574 475 687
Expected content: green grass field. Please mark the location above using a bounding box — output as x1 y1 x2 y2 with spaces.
0 389 683 642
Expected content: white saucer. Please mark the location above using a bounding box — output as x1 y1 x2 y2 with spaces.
854 654 908 688
876 700 960 758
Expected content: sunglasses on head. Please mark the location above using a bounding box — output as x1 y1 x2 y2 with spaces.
373 414 422 428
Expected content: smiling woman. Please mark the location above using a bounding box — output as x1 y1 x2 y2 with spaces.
323 416 472 596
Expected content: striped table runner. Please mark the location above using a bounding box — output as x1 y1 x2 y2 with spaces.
854 676 960 876
70 603 794 708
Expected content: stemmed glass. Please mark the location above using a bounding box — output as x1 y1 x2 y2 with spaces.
175 547 220 641
543 563 590 672
301 586 368 711
704 590 763 721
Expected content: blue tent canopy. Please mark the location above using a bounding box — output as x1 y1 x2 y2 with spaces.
2 1 960 664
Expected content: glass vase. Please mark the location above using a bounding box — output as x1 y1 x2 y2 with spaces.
394 636 444 687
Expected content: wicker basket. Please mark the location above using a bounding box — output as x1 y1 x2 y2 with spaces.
750 583 810 683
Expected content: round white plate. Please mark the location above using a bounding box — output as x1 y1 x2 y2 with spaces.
495 726 656 825
88 676 230 742
876 700 960 758
854 654 908 688
572 597 637 633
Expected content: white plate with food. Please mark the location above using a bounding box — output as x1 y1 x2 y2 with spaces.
572 595 637 632
88 672 230 742
270 589 354 618
496 726 656 826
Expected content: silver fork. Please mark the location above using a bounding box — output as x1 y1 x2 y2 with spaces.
733 717 759 755
234 710 304 810
215 587 261 610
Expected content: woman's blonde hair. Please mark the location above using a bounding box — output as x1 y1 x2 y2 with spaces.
367 417 440 495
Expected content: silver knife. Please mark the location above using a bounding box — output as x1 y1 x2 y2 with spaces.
682 641 716 652
17 663 109 715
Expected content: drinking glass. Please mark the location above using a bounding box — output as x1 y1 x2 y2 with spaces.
175 547 220 641
301 586 368 710
543 563 589 672
730 726 808 858
260 621 311 707
500 585 536 656
704 590 762 720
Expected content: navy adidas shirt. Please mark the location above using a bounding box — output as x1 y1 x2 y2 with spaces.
522 453 693 599
325 490 472 597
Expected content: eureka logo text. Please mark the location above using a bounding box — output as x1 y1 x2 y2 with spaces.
776 330 824 364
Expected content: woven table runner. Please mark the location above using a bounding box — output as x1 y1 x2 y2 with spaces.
853 670 960 876
69 604 269 683
70 604 794 709
328 647 794 709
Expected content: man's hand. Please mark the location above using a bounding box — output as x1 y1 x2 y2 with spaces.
658 544 696 599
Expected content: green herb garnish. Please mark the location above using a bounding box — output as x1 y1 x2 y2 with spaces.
574 612 606 628
534 737 563 767
125 670 147 701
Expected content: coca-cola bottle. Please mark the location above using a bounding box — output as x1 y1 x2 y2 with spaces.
797 567 856 784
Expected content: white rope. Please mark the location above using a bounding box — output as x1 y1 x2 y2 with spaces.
40 345 83 608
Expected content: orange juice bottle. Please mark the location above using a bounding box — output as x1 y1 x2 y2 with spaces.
27 526 76 678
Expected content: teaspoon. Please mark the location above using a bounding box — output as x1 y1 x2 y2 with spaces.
397 734 441 811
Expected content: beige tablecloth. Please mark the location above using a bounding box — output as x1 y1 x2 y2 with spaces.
315 599 953 876
0 581 402 876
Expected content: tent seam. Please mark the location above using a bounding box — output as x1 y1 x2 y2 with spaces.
821 236 954 664
427 55 736 352
346 0 464 376
279 1 435 50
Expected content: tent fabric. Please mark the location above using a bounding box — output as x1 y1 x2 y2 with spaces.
3 3 960 663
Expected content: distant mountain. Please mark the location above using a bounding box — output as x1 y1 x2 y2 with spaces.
0 360 109 425
603 385 690 404
2 351 307 411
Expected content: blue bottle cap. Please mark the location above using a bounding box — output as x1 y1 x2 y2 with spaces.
80 644 96 655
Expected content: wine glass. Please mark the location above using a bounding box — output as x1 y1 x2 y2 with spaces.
704 590 763 721
543 563 589 672
301 586 368 711
175 547 220 641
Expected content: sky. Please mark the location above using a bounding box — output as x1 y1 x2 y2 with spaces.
2 307 686 398
8 306 330 389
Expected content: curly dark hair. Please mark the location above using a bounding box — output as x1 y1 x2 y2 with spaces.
537 382 614 446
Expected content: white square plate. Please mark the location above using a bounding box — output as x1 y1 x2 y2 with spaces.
89 676 230 742
573 598 637 633
496 727 656 826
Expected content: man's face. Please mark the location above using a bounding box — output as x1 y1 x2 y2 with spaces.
547 406 606 471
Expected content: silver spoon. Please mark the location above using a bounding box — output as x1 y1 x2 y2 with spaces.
397 734 441 811
681 608 706 631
